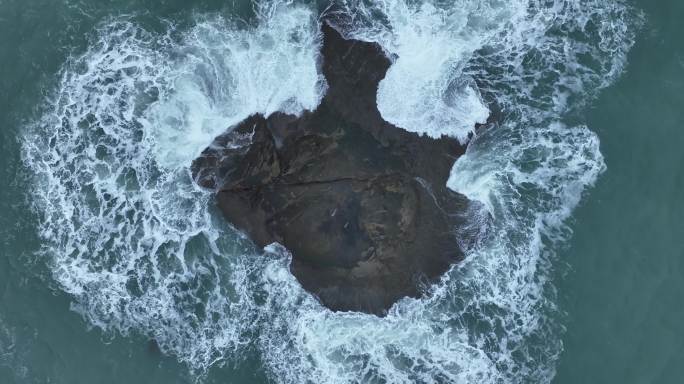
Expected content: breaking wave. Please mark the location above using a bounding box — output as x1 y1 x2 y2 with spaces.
22 0 641 382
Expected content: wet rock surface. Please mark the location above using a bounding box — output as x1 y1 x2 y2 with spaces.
192 23 475 315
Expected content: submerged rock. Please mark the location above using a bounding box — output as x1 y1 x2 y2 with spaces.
192 22 476 315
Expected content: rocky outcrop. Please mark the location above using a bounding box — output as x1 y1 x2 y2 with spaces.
192 22 476 315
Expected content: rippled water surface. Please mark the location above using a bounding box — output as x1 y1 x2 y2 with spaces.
0 1 682 383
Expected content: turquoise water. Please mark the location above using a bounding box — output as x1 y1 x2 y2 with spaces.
555 2 684 381
0 0 681 383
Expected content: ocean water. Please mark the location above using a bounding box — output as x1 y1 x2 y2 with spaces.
0 0 681 383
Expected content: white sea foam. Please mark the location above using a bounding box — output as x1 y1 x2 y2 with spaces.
21 1 323 372
144 4 324 168
22 0 640 383
331 0 529 142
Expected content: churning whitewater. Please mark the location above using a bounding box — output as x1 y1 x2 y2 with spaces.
22 0 640 383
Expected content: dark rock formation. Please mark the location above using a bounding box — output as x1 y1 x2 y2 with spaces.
192 22 475 315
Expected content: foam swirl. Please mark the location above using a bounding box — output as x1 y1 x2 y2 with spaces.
22 0 641 382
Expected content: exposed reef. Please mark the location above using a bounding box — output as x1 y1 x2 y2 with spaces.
192 22 478 315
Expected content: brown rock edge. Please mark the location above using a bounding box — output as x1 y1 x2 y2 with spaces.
192 22 479 315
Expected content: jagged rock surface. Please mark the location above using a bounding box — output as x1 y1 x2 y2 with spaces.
192 23 474 315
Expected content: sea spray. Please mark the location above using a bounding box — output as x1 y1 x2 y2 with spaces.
22 2 324 373
328 0 527 142
22 0 641 382
144 4 324 168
